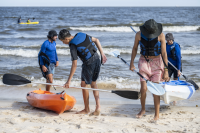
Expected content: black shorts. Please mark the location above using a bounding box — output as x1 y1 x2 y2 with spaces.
168 64 182 79
81 53 101 84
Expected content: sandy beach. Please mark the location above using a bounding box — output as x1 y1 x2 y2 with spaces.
0 6 200 133
0 87 200 133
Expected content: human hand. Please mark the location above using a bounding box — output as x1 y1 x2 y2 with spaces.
163 70 169 81
130 64 136 71
177 70 181 77
55 61 59 67
64 81 70 89
42 65 48 72
101 54 107 64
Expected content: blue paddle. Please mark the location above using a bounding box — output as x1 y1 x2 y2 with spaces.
109 51 165 95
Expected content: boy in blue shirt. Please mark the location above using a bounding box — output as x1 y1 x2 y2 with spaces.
166 33 181 80
39 30 59 91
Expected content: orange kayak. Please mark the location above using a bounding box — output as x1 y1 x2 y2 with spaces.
26 89 76 114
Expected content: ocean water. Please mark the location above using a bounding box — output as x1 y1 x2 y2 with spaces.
0 7 200 104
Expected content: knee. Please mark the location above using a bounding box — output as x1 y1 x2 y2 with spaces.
81 81 86 87
140 87 147 94
47 78 53 83
91 82 97 88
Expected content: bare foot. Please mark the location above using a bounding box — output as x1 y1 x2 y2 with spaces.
154 116 159 121
89 110 100 116
76 109 90 114
136 110 145 119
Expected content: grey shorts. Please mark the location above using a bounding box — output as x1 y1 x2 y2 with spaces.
46 63 55 75
81 57 101 84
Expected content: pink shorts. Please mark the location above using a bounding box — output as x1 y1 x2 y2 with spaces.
138 55 164 82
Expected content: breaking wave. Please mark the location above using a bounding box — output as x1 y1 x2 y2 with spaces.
1 47 200 57
69 26 200 32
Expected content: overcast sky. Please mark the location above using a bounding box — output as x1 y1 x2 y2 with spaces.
1 0 200 7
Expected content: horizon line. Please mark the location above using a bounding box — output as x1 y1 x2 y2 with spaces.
0 6 200 7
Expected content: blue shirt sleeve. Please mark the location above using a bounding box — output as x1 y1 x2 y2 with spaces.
55 50 58 61
175 44 181 70
39 42 47 65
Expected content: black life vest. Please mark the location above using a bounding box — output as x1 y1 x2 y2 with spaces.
139 33 161 56
167 42 181 60
38 51 50 78
70 32 97 62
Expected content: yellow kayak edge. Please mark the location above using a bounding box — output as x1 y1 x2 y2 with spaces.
19 21 39 24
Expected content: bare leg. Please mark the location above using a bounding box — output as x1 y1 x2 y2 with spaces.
91 81 100 113
153 94 160 121
76 81 90 114
46 74 53 91
173 78 178 105
136 81 147 118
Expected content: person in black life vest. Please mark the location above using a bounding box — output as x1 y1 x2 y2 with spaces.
130 19 169 121
165 33 181 80
58 29 107 115
38 30 59 91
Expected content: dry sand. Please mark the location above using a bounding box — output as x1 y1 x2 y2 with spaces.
0 101 199 133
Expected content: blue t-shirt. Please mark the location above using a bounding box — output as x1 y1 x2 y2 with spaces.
18 19 21 23
166 42 181 70
39 40 58 65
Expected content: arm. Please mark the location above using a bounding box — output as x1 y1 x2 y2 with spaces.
160 33 169 81
130 32 140 71
55 50 59 67
39 43 48 72
39 43 46 66
175 44 181 76
175 44 181 70
91 37 107 64
64 60 77 88
64 44 78 88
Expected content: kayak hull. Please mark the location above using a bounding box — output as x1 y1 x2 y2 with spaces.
19 21 39 24
26 89 76 114
160 80 195 104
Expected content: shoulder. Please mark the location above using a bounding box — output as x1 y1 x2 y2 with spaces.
43 40 49 44
174 42 180 49
158 33 165 42
158 33 165 38
42 40 49 46
77 32 86 36
136 31 141 39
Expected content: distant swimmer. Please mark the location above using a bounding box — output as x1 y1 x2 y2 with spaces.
59 29 107 116
27 18 31 23
166 33 181 81
18 18 21 23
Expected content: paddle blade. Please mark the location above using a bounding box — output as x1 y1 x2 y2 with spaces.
147 81 165 95
3 74 31 85
111 90 141 100
187 79 199 90
109 51 120 58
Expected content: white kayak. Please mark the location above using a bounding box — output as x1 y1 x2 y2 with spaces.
160 80 195 104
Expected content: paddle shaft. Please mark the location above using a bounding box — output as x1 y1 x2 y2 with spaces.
116 55 147 81
32 82 112 93
168 61 187 79
130 26 137 33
